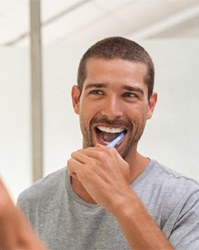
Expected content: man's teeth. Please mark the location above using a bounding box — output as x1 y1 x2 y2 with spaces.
97 126 125 133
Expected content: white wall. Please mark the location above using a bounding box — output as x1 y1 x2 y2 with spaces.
1 39 199 202
139 39 199 177
0 47 31 200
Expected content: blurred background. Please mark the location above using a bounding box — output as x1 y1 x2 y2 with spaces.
1 0 199 201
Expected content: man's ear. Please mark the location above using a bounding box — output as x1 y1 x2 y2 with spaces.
147 92 157 119
71 85 80 114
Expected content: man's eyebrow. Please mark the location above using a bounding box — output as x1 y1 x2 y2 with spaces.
122 85 144 95
85 83 107 89
85 83 145 95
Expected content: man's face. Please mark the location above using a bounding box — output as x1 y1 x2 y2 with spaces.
72 58 157 159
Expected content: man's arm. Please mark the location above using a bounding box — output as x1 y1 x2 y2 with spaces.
0 178 46 250
111 188 173 249
68 145 174 250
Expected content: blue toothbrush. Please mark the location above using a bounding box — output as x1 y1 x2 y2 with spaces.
107 132 125 148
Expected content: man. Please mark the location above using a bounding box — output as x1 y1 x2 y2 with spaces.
18 37 199 249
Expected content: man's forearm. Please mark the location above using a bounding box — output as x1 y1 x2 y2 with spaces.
0 179 46 250
111 189 174 250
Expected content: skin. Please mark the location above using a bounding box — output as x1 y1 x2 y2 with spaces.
0 178 46 250
68 58 174 249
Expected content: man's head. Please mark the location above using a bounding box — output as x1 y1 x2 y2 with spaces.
77 36 154 99
72 37 157 159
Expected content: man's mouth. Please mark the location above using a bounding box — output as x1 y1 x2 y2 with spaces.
95 126 127 145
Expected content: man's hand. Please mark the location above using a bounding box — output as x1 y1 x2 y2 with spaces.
67 144 131 212
0 178 46 250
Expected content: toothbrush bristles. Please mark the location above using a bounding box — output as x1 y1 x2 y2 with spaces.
107 132 125 148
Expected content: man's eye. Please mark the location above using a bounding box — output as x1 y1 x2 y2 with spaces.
122 92 135 98
90 90 104 95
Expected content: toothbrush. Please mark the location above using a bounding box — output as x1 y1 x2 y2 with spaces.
107 132 125 148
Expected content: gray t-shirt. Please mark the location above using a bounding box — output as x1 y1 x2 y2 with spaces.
17 160 199 250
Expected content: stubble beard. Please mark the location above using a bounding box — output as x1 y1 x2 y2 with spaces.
80 118 146 160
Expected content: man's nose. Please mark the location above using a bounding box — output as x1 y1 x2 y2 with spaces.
100 96 123 120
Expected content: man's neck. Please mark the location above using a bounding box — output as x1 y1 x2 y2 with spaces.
126 152 150 184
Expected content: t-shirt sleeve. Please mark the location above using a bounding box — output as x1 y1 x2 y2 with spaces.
168 190 199 249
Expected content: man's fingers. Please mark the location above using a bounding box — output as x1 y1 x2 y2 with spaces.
67 158 82 179
71 150 93 163
71 145 117 162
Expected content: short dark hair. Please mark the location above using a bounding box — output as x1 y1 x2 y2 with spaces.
77 36 155 98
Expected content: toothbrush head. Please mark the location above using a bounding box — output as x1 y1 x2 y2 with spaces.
107 132 125 148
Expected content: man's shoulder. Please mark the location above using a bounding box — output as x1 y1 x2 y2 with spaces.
17 167 66 206
150 160 199 197
136 160 199 219
152 160 199 184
